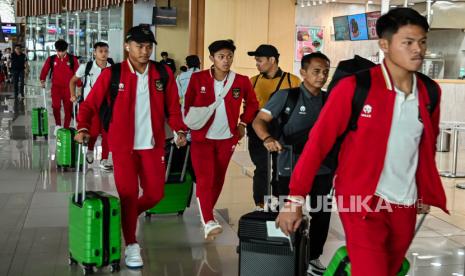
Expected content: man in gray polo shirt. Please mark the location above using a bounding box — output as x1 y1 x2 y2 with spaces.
252 52 332 276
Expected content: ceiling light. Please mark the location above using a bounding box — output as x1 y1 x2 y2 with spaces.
390 5 397 7
319 0 323 4
367 0 373 3
313 0 317 5
307 0 311 6
408 2 415 5
301 1 305 7
431 262 442 267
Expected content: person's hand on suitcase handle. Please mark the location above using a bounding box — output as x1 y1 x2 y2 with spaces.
75 129 91 145
263 136 283 152
174 131 187 147
417 202 430 214
276 201 304 236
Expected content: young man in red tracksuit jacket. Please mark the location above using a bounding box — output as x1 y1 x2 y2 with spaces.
40 39 79 134
184 39 258 240
75 26 187 269
277 8 448 276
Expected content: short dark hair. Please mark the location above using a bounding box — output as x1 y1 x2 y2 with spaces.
180 66 188 72
55 39 68 51
161 51 168 57
14 44 21 49
376 7 429 39
208 39 236 55
301 52 330 70
93 42 109 50
186 55 201 69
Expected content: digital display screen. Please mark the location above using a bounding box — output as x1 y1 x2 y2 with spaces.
348 13 368 41
366 11 381 40
333 16 350 41
2 23 17 35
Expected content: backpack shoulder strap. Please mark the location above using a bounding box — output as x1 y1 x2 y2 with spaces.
416 72 438 115
68 54 75 71
252 75 260 88
102 63 121 132
109 63 121 104
83 61 93 88
348 69 371 131
280 87 301 127
49 55 56 78
153 61 169 91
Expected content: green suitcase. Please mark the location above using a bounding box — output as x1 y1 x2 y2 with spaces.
69 142 121 275
145 143 193 217
31 107 48 140
31 88 49 140
323 214 427 276
56 128 83 170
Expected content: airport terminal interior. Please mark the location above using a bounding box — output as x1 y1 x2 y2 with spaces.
2 0 465 275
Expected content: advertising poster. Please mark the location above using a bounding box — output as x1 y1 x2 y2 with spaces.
295 26 324 61
333 16 350 41
348 13 368 41
366 11 381 40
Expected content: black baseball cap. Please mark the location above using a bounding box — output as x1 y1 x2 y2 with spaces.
125 25 157 44
247 44 280 58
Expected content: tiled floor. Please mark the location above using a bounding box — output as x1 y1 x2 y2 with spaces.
1 81 465 275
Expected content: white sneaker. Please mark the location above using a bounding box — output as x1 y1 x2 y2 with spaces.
53 126 62 136
86 151 94 164
253 205 265 212
125 243 143 269
203 220 223 241
307 258 326 276
99 159 113 170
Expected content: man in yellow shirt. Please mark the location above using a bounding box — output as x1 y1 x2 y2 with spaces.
247 44 300 210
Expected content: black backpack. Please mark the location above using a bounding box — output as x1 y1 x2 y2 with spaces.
82 58 115 89
323 55 439 170
99 61 169 132
49 54 76 79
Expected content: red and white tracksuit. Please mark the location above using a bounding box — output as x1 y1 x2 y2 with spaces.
184 69 258 223
78 60 186 244
288 62 448 275
40 54 79 128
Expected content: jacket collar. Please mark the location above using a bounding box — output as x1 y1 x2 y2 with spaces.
380 60 394 91
126 59 150 75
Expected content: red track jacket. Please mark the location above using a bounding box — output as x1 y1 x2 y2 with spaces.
39 54 79 87
77 60 186 153
184 69 259 142
289 62 448 213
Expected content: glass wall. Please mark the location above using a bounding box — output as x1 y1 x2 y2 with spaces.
25 5 124 81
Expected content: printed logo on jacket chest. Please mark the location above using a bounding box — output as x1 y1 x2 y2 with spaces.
118 83 125 91
232 88 241 99
361 104 372 118
155 79 164 92
200 86 206 94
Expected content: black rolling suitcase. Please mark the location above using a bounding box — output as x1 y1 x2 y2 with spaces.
237 151 309 276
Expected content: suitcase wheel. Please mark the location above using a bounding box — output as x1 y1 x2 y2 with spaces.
44 135 48 140
68 257 77 266
33 135 37 140
83 266 94 275
177 211 184 216
110 263 120 273
145 212 152 218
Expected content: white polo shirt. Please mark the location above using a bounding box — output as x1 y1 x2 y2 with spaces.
375 74 423 205
206 79 233 140
133 63 154 149
75 60 111 99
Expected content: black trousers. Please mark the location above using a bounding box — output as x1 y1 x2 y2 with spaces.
278 173 333 260
12 70 25 98
247 125 278 205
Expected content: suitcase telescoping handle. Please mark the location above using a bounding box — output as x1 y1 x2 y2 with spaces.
73 102 79 129
165 141 190 182
414 213 427 237
42 88 47 108
74 138 88 203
